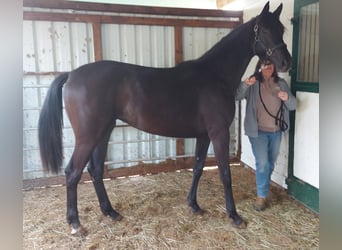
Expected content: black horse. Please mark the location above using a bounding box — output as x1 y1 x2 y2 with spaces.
38 2 291 234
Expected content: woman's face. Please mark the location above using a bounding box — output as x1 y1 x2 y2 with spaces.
261 63 274 79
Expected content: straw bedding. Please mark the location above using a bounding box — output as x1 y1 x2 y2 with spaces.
23 165 319 249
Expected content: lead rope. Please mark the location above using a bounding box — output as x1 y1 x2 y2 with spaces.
258 83 288 132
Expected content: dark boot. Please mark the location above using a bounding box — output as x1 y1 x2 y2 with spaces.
253 197 267 211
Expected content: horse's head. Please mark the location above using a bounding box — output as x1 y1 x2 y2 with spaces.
253 2 292 72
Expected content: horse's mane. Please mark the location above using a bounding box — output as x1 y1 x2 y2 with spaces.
198 17 256 61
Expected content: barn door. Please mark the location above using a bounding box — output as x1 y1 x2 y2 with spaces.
287 0 319 212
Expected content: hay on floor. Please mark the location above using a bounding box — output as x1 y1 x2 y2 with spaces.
23 165 319 249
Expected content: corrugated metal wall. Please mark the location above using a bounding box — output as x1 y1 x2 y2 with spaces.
23 4 241 180
23 20 96 178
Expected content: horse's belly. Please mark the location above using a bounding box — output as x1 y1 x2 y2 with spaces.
121 113 204 138
142 124 202 138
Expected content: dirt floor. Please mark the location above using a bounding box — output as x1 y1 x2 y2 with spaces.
23 165 319 249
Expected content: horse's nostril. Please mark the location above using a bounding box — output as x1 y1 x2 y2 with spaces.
283 58 291 68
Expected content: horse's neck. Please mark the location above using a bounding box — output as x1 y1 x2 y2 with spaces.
200 19 256 88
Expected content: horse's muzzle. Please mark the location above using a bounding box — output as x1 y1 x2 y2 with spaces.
279 57 292 72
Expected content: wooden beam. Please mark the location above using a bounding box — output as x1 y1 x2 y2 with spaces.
92 22 102 61
22 157 241 189
23 12 242 28
174 26 183 65
174 26 185 158
23 0 243 18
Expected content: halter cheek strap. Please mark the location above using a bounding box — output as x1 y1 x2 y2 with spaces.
253 23 286 57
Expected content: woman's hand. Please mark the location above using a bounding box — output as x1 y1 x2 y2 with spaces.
245 76 256 86
277 90 289 101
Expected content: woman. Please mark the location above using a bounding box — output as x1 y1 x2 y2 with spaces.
236 59 297 211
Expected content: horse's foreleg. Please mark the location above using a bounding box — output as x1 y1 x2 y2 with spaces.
210 131 246 229
187 135 210 214
87 130 122 221
218 162 246 228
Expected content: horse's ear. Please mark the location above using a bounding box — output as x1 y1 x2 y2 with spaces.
260 1 270 16
273 3 283 18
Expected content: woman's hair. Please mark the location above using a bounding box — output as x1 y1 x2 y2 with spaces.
253 59 280 82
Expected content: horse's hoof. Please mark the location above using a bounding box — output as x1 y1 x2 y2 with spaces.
71 225 88 236
112 213 123 221
231 219 247 229
191 207 205 215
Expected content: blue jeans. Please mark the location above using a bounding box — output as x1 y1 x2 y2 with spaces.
249 130 282 198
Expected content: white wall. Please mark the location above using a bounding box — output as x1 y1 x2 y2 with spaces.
240 0 294 188
293 92 319 188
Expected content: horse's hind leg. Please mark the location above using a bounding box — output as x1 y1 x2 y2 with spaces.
65 143 94 234
87 127 122 221
187 135 210 214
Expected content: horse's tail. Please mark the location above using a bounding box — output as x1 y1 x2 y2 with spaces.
38 73 69 174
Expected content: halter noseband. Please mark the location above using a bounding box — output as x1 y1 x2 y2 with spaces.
253 22 285 57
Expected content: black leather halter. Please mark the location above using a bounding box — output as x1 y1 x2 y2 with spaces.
253 22 286 57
